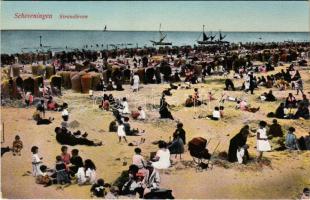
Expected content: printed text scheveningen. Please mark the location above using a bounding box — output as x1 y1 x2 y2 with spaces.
14 13 88 20
15 13 53 20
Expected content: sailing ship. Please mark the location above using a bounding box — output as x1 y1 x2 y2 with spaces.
197 25 216 45
150 24 172 46
197 26 229 45
103 25 107 32
217 30 229 44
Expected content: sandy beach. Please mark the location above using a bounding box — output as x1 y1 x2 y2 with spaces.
1 61 310 199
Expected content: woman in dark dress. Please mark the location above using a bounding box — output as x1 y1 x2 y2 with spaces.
228 125 250 162
159 96 174 120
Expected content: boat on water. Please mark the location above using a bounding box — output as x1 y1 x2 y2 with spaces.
150 24 172 46
217 31 230 44
197 25 217 45
197 26 229 45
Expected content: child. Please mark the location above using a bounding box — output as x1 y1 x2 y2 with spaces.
90 179 106 198
207 107 221 120
219 106 225 118
137 106 146 120
31 146 43 176
55 155 71 185
35 165 53 187
237 145 249 164
61 103 69 121
12 135 23 156
76 159 87 185
85 159 97 184
256 121 271 162
60 146 71 166
117 122 128 143
25 92 33 107
208 91 216 101
132 148 146 169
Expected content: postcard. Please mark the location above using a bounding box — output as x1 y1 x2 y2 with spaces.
1 1 309 199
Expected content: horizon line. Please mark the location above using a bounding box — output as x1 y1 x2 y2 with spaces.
1 29 310 33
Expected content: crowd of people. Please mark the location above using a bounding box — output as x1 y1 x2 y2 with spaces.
2 41 309 199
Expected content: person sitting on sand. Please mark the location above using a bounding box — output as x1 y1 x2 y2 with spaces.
159 96 174 120
297 132 310 150
224 79 235 91
122 164 142 197
207 107 221 121
137 106 146 120
285 93 297 108
55 155 71 186
228 125 250 162
69 149 83 176
109 120 118 132
285 127 299 150
123 117 143 136
76 159 87 185
151 141 171 169
208 91 216 102
236 100 260 113
298 94 309 108
100 99 110 111
31 146 43 177
85 159 97 185
55 127 102 147
90 179 106 198
34 113 54 125
12 135 23 156
60 146 71 167
268 119 283 138
185 95 194 107
294 104 309 119
267 103 286 119
260 90 276 102
141 162 161 198
256 121 271 162
35 165 53 187
47 97 58 111
132 148 146 169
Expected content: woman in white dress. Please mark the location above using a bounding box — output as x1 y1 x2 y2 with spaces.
152 141 171 169
132 73 140 92
256 121 271 162
117 122 128 143
122 97 130 114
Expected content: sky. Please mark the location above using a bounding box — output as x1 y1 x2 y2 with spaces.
1 1 309 32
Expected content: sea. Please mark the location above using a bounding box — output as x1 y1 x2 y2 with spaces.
1 30 310 54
